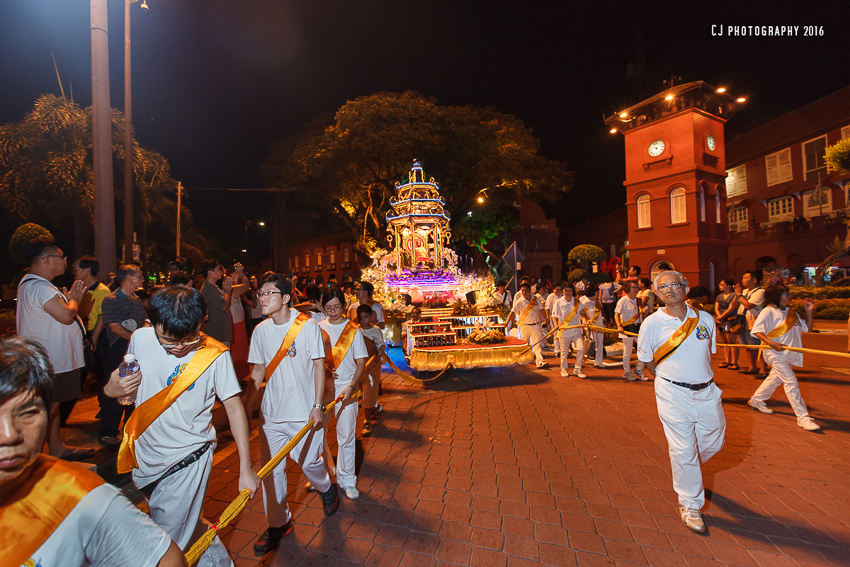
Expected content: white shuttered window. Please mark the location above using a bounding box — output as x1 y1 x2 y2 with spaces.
725 165 747 197
670 187 686 224
766 148 793 186
637 194 651 228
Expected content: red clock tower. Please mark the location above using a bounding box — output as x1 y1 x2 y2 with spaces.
605 81 745 289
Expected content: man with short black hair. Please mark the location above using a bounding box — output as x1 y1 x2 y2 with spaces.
735 270 767 377
636 271 724 535
348 281 385 329
16 238 92 461
508 283 547 368
100 264 146 445
0 338 186 567
105 287 258 566
199 259 234 345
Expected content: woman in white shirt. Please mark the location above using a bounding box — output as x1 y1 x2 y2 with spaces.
615 280 644 381
747 286 819 431
318 289 368 499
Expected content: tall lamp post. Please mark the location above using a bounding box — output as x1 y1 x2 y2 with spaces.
124 0 149 262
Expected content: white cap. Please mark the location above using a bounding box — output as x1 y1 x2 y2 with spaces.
123 354 135 363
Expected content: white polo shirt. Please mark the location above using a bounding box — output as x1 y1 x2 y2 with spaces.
318 319 368 385
511 295 546 325
637 307 716 384
580 296 604 326
751 305 808 367
552 296 584 337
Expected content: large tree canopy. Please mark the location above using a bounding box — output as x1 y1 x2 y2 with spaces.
0 94 191 267
263 91 574 269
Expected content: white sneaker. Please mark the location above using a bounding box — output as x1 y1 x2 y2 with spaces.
624 371 637 381
341 485 360 500
797 417 821 431
747 398 774 414
560 370 569 377
679 506 706 534
536 361 547 368
574 371 586 379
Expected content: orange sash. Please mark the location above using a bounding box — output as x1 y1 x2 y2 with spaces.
767 309 799 340
117 337 228 474
322 321 360 372
653 316 700 366
622 313 639 326
263 313 311 382
518 297 538 325
557 300 581 330
1 455 104 566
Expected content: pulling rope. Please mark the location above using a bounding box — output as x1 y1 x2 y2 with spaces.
717 343 850 359
184 391 362 566
381 351 452 384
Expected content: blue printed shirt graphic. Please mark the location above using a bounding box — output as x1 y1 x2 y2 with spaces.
166 363 195 391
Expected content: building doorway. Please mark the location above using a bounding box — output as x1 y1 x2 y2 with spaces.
540 264 553 282
650 259 674 283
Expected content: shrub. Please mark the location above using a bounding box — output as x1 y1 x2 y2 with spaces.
790 298 850 320
9 224 54 265
567 244 606 264
568 268 589 282
789 286 850 300
589 272 612 284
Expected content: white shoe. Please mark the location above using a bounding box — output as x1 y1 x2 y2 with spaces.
747 398 774 414
560 370 569 377
536 361 546 368
341 485 360 500
624 371 637 381
679 506 706 534
574 371 586 379
594 364 605 369
797 417 821 431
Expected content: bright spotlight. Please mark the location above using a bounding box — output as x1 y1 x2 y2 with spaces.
736 97 746 103
716 87 727 93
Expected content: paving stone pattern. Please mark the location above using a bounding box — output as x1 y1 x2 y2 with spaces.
203 331 850 566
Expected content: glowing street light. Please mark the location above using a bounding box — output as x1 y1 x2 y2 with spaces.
716 87 727 93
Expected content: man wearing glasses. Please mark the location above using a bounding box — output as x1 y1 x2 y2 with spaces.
100 264 147 446
245 274 338 556
16 238 93 461
636 271 724 535
105 286 258 565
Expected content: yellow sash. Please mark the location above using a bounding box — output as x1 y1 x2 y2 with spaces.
1 455 104 566
623 313 639 326
518 296 537 325
767 309 798 340
264 313 311 382
558 300 581 330
117 337 228 474
653 316 700 366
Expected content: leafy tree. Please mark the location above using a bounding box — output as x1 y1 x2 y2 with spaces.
817 141 850 284
262 91 574 271
568 244 606 273
0 94 186 262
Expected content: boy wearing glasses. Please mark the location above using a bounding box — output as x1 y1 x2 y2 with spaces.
105 287 259 566
245 274 339 556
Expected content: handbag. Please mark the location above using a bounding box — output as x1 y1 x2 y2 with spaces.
75 317 95 372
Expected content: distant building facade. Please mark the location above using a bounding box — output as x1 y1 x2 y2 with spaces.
285 232 365 285
725 86 850 279
510 195 563 282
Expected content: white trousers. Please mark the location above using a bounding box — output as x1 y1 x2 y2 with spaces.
143 445 232 566
751 357 809 418
260 418 331 527
362 359 382 409
655 379 726 510
559 331 585 374
328 381 359 488
553 332 560 354
590 331 605 365
521 323 545 364
622 336 636 371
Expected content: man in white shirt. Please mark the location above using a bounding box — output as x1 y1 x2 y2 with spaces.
507 283 547 368
245 274 339 556
545 283 563 356
348 281 385 329
552 283 586 378
580 286 606 369
0 338 185 567
598 279 622 327
635 271 724 535
496 280 512 307
105 287 259 566
16 238 92 461
735 271 767 378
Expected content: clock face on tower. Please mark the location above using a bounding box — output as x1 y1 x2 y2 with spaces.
706 134 716 152
648 140 666 157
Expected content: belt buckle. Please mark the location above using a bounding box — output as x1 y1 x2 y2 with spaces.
689 383 701 391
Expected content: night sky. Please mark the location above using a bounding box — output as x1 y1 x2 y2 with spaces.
2 0 849 260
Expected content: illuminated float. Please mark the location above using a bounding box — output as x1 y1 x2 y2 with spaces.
363 161 532 371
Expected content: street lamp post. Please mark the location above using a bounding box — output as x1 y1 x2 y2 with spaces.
124 0 148 263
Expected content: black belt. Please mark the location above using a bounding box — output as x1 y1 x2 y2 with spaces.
660 377 714 391
139 441 213 496
522 322 541 325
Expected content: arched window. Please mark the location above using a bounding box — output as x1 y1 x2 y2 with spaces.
330 250 336 264
305 254 310 269
670 187 686 224
715 185 722 223
637 194 651 228
699 185 706 222
294 256 299 268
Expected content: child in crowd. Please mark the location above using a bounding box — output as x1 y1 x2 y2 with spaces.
357 304 386 436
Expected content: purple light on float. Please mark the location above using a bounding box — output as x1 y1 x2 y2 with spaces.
385 269 459 292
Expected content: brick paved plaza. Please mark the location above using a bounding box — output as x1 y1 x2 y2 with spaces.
182 327 849 567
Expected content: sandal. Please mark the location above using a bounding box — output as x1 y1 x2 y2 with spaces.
59 447 95 462
99 436 121 446
741 369 758 375
718 362 730 368
728 364 739 370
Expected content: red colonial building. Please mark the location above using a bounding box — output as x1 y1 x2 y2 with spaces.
605 81 744 289
285 232 366 285
510 195 563 282
724 86 850 279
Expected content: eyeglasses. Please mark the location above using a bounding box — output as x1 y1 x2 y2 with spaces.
324 304 344 313
657 282 684 292
155 330 203 350
43 255 67 262
256 291 282 299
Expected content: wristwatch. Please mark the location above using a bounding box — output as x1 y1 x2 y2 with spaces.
312 403 322 409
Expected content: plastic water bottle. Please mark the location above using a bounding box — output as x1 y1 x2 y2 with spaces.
118 354 140 406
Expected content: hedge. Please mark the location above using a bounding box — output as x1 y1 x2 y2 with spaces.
790 298 850 320
789 286 850 300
